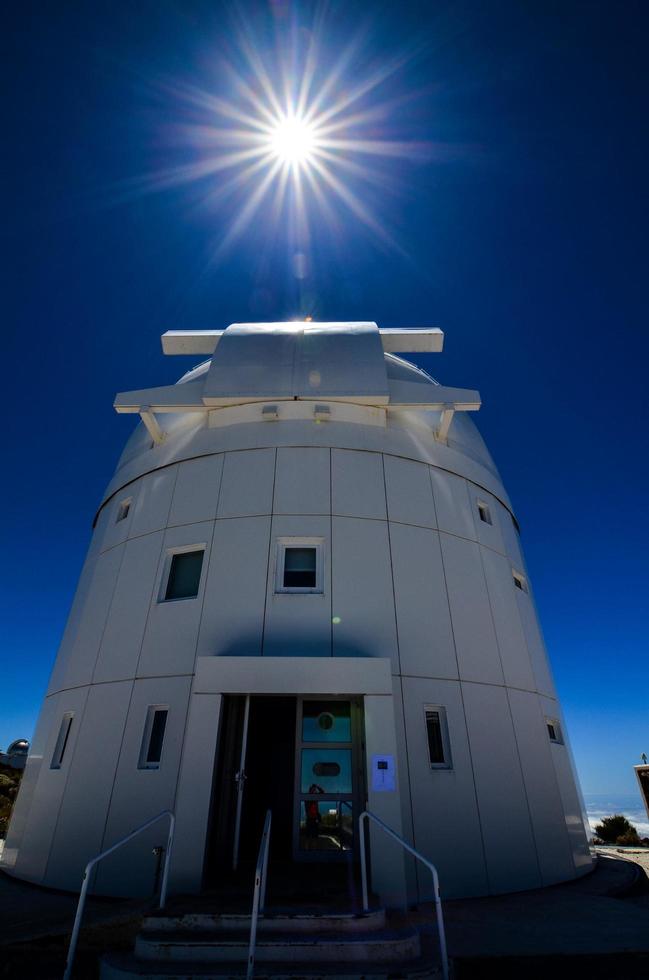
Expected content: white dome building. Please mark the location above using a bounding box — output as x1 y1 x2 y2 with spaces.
2 321 592 906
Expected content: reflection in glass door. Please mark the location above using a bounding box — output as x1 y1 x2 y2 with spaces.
294 698 364 860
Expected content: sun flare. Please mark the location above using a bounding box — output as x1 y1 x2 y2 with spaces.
134 15 433 259
268 115 317 165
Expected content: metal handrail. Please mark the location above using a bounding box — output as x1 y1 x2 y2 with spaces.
62 809 175 980
247 809 272 980
358 809 449 980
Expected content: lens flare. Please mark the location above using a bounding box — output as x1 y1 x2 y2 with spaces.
269 115 316 165
124 11 437 261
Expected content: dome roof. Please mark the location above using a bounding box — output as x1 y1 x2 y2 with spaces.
7 739 29 755
177 350 439 388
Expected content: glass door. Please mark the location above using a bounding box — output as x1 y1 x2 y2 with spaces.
293 697 364 860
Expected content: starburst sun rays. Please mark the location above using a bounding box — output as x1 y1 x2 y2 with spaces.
129 20 433 258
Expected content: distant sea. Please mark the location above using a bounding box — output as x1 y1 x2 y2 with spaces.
583 792 649 839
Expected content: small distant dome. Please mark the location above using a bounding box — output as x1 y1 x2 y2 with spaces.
7 739 29 755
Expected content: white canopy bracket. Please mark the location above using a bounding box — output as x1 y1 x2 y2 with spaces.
139 407 165 445
437 407 456 443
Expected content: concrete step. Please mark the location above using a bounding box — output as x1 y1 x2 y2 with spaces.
135 926 421 964
142 909 387 935
101 949 440 979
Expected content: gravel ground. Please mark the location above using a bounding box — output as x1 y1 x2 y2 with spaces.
594 846 649 875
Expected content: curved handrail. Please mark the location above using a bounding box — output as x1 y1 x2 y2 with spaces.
358 809 449 980
62 809 175 980
247 809 272 980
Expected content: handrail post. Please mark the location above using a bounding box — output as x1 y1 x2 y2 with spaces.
62 861 93 980
359 812 369 911
358 809 449 980
62 809 174 980
247 809 272 980
159 811 175 909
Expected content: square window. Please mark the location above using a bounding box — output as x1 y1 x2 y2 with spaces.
477 501 492 525
512 569 528 593
163 549 204 601
546 718 563 744
284 548 317 588
116 498 131 523
424 705 452 769
139 706 169 769
275 538 324 593
51 712 74 769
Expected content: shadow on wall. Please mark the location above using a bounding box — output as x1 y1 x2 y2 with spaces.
212 638 376 659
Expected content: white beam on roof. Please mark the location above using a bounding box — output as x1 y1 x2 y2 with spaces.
114 381 206 413
161 325 444 356
162 331 224 355
379 328 444 353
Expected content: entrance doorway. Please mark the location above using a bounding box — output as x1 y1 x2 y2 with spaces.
206 695 365 885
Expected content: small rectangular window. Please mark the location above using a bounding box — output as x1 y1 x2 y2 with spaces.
513 569 528 593
51 712 74 769
116 498 131 523
139 706 169 769
546 718 563 744
284 548 317 588
276 538 324 594
477 501 492 525
163 549 204 601
424 705 452 770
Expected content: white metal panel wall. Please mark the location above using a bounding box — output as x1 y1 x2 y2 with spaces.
540 695 593 873
95 676 192 896
517 593 557 698
481 548 537 692
331 516 398 668
47 544 123 694
364 693 407 908
171 691 223 894
498 501 525 569
331 449 386 519
92 532 164 683
0 694 60 872
273 447 330 515
129 467 177 538
390 523 457 679
44 680 133 890
138 521 215 677
461 682 541 893
384 456 436 528
167 454 223 526
99 488 137 554
217 449 275 518
9 687 88 884
390 677 418 902
263 515 332 658
402 676 490 899
429 469 476 540
507 689 576 885
440 535 504 685
470 488 506 555
196 516 271 658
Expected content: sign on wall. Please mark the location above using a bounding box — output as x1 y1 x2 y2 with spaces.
371 754 396 792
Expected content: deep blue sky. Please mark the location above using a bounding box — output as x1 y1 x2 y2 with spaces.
2 0 648 796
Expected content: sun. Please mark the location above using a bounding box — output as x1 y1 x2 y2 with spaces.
140 14 432 257
268 114 317 165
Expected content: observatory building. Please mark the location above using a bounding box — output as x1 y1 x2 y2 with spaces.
2 322 592 905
